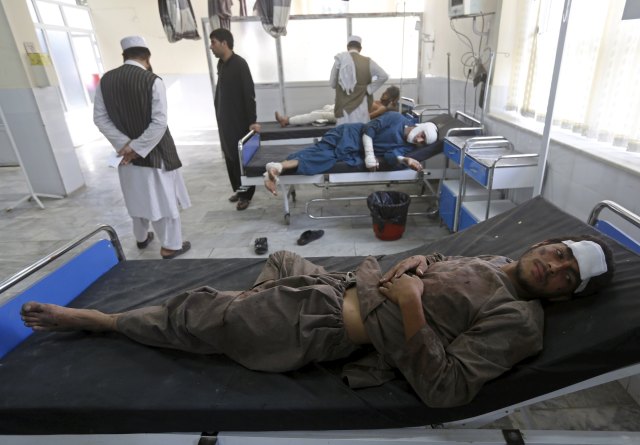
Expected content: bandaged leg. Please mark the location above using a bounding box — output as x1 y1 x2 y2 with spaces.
263 162 283 195
289 108 336 126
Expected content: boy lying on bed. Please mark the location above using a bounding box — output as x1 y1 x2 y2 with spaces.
263 111 438 195
274 86 401 127
21 235 613 408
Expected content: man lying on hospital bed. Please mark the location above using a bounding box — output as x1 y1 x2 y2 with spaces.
263 111 439 195
274 86 401 127
21 236 613 408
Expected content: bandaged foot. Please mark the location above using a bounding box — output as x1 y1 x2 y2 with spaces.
401 157 423 172
263 162 283 195
275 112 288 127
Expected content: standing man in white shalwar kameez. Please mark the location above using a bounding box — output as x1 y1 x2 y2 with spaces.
93 35 191 260
330 35 388 125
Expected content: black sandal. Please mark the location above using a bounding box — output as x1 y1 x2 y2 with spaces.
297 230 324 246
136 232 154 249
161 241 191 260
254 237 268 255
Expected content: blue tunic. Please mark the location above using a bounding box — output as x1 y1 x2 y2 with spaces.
287 112 415 175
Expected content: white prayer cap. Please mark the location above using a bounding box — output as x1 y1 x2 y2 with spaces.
407 122 438 145
347 35 362 45
120 35 148 50
562 240 608 293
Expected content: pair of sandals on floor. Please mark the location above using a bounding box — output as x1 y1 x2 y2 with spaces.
263 157 423 195
254 230 324 255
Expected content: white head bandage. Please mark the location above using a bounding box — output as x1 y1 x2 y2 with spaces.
562 240 608 293
120 36 148 50
407 122 438 145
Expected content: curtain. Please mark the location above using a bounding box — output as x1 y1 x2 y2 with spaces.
253 0 291 38
505 0 640 150
158 0 200 42
209 0 233 30
208 0 249 32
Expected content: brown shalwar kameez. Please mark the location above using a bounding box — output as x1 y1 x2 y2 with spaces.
116 251 359 372
116 250 543 408
352 255 544 408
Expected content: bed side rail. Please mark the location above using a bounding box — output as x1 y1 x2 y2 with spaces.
453 111 482 128
0 224 124 358
588 200 640 254
428 111 484 139
238 130 259 176
464 136 513 152
414 103 449 120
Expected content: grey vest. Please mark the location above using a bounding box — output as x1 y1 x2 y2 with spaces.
334 52 373 117
100 64 181 171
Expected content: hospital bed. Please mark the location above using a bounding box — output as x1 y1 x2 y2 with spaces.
1 197 639 444
255 120 336 141
239 111 483 224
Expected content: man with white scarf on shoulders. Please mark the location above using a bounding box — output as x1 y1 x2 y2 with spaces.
93 35 191 260
330 35 389 125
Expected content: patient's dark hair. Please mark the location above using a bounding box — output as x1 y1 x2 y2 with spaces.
122 47 151 62
386 86 400 101
540 235 615 297
210 28 234 50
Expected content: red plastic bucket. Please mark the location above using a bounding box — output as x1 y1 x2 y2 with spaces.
372 222 406 241
367 191 411 241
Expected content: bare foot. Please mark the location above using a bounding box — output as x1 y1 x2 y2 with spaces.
263 166 280 195
403 158 423 172
21 301 117 332
275 111 289 127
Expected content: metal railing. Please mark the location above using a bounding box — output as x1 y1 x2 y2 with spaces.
0 224 124 295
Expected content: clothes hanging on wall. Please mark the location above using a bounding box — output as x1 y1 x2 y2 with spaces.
159 0 201 43
253 0 291 38
209 0 233 30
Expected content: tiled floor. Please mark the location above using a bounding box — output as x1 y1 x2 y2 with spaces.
1 127 639 432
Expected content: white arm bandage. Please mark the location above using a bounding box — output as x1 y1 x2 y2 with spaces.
362 134 378 168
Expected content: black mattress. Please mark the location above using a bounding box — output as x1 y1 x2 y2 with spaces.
1 197 639 434
245 114 470 177
258 121 335 141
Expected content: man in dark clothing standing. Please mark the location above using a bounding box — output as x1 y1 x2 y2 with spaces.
209 28 261 211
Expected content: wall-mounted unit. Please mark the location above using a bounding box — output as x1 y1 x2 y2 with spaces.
449 0 496 18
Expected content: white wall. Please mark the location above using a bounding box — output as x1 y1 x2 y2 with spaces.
0 0 84 196
87 0 211 76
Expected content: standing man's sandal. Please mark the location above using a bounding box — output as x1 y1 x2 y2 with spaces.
228 193 240 203
237 199 250 211
136 232 154 249
161 241 191 259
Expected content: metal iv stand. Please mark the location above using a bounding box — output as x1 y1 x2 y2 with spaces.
0 104 63 211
